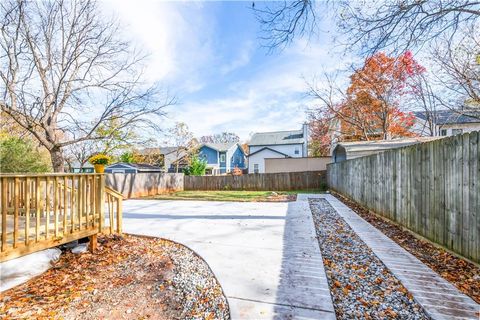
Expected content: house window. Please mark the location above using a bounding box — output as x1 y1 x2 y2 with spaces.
452 128 463 135
254 164 259 174
440 129 447 136
294 146 299 155
220 154 226 162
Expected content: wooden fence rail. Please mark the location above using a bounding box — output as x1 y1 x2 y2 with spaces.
0 173 123 262
327 131 479 263
184 171 327 191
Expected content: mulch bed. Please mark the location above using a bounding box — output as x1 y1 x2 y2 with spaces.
0 234 230 320
309 199 429 320
332 191 480 304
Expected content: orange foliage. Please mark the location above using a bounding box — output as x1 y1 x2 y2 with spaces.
339 51 424 140
232 166 243 176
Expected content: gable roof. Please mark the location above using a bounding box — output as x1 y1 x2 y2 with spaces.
249 129 304 146
414 110 480 125
200 142 238 152
247 147 290 158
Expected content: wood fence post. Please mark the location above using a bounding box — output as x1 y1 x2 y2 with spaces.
88 234 97 252
96 174 105 233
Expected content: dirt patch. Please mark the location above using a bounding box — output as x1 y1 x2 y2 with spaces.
0 235 229 319
332 191 480 304
263 192 297 202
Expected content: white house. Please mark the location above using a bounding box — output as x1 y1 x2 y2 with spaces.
412 110 480 137
247 124 308 174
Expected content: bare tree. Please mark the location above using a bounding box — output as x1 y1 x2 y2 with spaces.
306 72 369 141
0 0 174 172
64 120 139 171
429 22 480 116
338 1 480 55
254 0 317 50
199 132 240 144
408 73 443 136
165 122 195 173
255 0 479 53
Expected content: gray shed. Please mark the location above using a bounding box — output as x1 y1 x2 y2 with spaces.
332 137 442 163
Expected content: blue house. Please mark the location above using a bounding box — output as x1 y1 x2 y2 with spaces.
198 142 247 175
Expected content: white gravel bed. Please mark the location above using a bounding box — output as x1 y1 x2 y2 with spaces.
164 241 230 320
309 199 430 320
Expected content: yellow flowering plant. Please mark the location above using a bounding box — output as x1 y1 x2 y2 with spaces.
88 154 111 165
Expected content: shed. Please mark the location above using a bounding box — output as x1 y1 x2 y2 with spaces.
332 137 442 163
69 162 94 173
105 162 164 174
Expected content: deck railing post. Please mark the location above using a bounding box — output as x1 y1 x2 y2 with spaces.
96 174 105 233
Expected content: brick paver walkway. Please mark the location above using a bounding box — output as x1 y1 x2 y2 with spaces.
318 194 479 320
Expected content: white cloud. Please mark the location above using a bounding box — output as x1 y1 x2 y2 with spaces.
99 1 354 142
220 41 254 75
101 0 214 91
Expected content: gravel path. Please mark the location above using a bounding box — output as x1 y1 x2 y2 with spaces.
309 199 430 320
165 238 230 320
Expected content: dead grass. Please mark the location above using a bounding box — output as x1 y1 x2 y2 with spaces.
141 190 324 202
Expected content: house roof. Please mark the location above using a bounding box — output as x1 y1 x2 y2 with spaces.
107 162 163 172
200 142 237 152
247 147 290 158
414 110 480 125
249 129 304 146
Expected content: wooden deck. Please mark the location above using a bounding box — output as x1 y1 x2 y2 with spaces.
0 173 123 262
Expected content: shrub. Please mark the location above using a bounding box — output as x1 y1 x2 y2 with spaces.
184 154 207 176
0 137 51 173
119 151 135 163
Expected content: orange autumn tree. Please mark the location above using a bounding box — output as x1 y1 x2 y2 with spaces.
339 51 425 140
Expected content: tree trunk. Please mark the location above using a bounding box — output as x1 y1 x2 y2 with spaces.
50 147 65 172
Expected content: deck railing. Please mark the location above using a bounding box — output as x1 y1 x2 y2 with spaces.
0 173 123 262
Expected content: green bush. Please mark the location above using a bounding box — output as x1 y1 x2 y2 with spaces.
119 151 135 163
0 137 51 173
183 155 207 176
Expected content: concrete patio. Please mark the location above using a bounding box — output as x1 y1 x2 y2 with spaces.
122 195 479 320
122 196 336 319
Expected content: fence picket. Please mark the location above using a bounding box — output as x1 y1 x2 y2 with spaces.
327 132 480 263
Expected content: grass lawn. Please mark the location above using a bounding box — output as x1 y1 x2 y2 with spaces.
142 189 325 202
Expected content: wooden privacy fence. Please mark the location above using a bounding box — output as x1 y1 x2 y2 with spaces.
0 173 123 262
106 173 184 198
184 171 327 191
327 131 479 263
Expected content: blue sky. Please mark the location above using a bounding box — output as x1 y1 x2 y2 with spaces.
102 1 351 142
